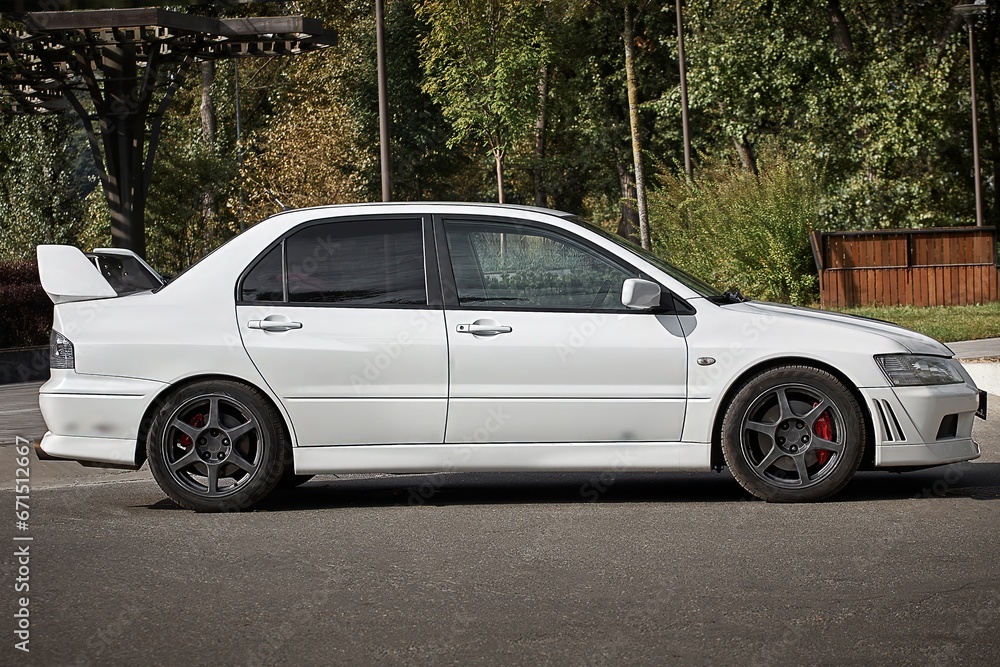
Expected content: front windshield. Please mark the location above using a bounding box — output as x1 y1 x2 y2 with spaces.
567 216 723 297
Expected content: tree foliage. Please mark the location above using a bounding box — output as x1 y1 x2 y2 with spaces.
416 0 552 202
1 0 997 299
650 145 821 305
0 114 99 260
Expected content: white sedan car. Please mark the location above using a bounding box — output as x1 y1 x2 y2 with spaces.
36 203 985 511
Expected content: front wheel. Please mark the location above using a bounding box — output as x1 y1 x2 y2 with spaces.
147 380 286 512
721 366 865 502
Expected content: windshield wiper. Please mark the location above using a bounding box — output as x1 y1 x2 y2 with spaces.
708 290 750 305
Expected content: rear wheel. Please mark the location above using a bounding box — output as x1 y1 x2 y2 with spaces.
721 366 865 502
147 380 286 512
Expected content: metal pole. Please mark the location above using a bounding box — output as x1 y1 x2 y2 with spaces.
967 18 984 227
375 0 392 202
676 0 692 179
234 59 245 232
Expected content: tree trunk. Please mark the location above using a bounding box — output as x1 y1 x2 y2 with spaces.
617 159 639 242
494 147 505 204
826 0 854 63
533 63 549 208
623 3 651 250
100 43 148 258
200 60 216 144
734 135 759 176
200 60 217 251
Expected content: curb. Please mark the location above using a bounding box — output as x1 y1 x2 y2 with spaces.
960 361 1000 398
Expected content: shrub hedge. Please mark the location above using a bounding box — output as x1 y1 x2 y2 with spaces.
0 261 50 349
648 146 821 305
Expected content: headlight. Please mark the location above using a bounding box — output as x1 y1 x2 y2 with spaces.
50 330 75 370
875 354 963 386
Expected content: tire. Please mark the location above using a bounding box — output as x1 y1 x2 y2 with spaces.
721 365 865 503
147 380 287 512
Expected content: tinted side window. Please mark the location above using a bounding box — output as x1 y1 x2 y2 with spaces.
444 221 637 310
286 219 427 306
241 244 284 302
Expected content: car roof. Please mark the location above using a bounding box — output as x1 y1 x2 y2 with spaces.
260 201 576 223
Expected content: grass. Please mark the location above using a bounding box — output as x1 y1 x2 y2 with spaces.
834 302 1000 343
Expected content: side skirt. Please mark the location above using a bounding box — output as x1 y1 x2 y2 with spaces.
293 442 711 475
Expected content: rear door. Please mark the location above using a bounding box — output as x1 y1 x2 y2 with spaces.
237 216 448 447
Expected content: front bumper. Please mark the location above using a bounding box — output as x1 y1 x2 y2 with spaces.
862 382 982 467
37 371 166 468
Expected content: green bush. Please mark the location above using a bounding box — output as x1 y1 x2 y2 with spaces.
648 148 820 305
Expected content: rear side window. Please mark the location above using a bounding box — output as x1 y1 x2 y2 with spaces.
285 219 427 306
241 244 284 302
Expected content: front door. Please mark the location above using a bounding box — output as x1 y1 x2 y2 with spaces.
439 217 688 444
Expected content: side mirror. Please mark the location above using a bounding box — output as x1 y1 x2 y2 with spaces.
621 278 661 310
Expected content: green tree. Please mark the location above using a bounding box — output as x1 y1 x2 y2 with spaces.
339 0 468 202
417 0 552 203
0 113 98 260
665 0 977 229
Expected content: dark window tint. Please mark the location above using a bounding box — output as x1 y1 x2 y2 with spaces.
241 244 284 302
444 221 636 310
286 219 427 305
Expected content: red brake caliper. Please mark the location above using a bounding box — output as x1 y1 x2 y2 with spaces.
813 403 833 465
179 413 206 448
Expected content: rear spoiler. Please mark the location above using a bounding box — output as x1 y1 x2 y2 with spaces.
36 245 117 304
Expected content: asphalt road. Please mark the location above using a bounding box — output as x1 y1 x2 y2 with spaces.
1 385 999 666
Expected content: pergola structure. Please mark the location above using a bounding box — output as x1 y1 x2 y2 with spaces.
0 8 336 256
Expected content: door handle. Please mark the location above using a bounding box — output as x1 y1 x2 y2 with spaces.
248 319 303 332
457 320 512 336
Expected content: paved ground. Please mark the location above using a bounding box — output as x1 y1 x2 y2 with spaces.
0 382 43 444
1 382 999 665
949 337 1000 360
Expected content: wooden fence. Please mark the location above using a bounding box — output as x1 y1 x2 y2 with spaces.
809 227 1000 308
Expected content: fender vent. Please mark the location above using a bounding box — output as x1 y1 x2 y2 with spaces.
875 399 906 442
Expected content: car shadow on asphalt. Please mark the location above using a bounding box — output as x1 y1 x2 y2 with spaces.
143 462 1000 512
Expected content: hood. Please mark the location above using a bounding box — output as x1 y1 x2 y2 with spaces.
732 301 954 357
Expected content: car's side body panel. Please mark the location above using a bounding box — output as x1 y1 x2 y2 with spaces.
443 309 688 443
238 305 449 446
294 441 711 475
